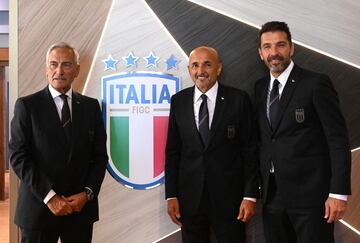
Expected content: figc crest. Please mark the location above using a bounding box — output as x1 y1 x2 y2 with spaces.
102 72 180 189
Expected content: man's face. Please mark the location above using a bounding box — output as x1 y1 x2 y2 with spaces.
46 47 80 93
188 47 222 93
258 31 294 77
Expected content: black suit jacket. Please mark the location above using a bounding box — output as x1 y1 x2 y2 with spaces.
165 83 258 220
254 64 351 208
9 87 108 229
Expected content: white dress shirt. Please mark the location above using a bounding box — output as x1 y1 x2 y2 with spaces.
168 82 256 202
193 82 218 129
194 82 256 203
49 84 73 120
43 85 73 204
267 61 347 201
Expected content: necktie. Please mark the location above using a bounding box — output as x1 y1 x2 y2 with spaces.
60 94 72 143
268 79 280 127
199 94 209 145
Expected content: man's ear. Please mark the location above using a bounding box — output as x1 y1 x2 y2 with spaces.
217 63 222 76
258 48 264 60
75 64 80 78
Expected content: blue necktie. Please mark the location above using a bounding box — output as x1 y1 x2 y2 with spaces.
199 94 209 145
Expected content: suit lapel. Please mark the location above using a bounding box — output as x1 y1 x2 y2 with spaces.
257 77 273 134
185 87 204 148
42 87 74 164
272 65 302 132
206 84 226 149
42 87 68 142
70 92 83 155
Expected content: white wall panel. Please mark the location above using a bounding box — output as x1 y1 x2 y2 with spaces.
189 0 360 67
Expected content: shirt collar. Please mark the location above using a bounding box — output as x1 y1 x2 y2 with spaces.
194 81 218 103
270 60 294 87
48 84 72 99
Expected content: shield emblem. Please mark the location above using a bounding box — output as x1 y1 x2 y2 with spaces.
227 125 235 139
295 108 305 123
102 72 180 189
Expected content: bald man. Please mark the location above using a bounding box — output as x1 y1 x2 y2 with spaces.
165 46 259 243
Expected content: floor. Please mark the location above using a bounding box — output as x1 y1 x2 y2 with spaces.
0 172 9 243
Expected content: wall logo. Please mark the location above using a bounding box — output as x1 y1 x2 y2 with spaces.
102 71 180 189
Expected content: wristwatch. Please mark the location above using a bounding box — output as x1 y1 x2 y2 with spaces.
84 187 94 201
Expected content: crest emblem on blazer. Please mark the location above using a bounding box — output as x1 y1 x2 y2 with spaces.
295 108 305 123
227 125 236 139
102 72 180 189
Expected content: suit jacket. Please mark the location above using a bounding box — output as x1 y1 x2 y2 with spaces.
165 83 258 220
254 64 351 208
9 86 108 230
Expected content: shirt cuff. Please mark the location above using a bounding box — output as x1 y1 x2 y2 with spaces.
166 197 177 200
43 189 56 204
329 193 348 201
243 197 256 202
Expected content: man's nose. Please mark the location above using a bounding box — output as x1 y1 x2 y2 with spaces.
269 46 279 55
55 65 64 74
198 64 206 73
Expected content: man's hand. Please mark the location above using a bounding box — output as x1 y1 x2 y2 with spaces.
46 194 73 216
63 192 88 212
324 197 347 223
237 199 256 222
167 198 182 226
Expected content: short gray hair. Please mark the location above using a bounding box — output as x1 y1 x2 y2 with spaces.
46 42 80 65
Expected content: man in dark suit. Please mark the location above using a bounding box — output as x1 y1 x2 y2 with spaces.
254 21 351 243
9 42 108 243
165 46 259 243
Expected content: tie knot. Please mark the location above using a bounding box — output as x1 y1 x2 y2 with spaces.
201 94 207 102
60 94 68 101
273 79 280 89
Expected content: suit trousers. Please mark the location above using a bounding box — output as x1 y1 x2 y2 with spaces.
262 174 334 243
181 184 245 243
21 221 93 243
